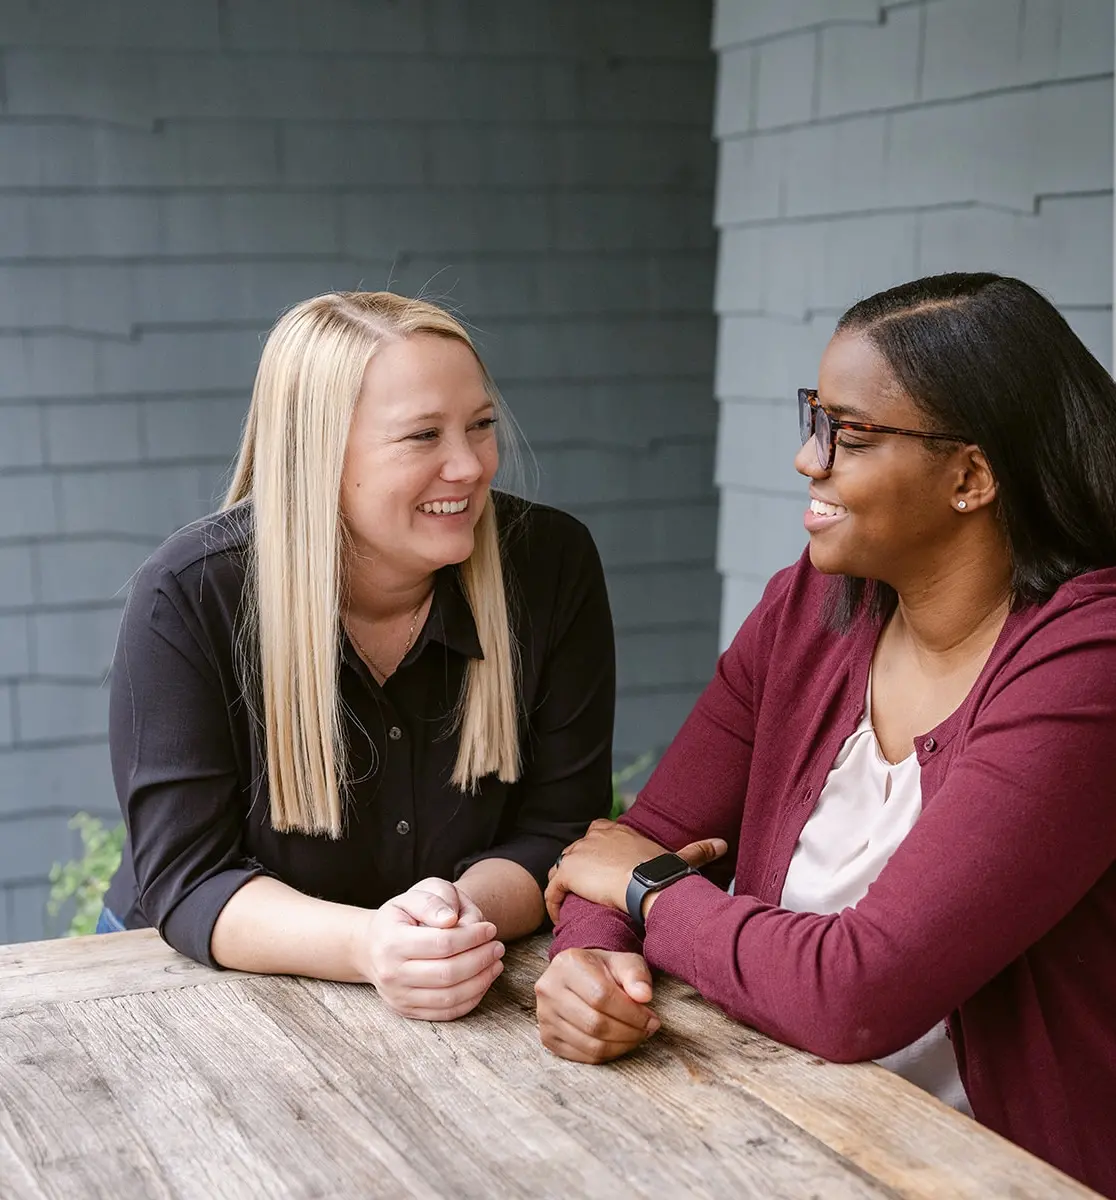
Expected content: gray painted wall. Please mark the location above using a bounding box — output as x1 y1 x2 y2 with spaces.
712 0 1115 646
0 1 720 942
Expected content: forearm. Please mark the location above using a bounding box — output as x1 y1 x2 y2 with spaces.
456 857 544 941
209 875 372 981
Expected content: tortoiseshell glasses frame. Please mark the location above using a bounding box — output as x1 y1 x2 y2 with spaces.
798 388 966 471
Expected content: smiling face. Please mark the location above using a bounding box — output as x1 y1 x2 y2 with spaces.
795 332 967 585
340 332 499 584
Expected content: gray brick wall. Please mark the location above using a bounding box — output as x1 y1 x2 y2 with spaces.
0 0 719 942
712 0 1115 646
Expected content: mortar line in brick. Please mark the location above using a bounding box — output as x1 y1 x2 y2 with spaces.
12 673 112 687
719 70 1115 138
605 561 720 576
720 482 810 501
0 456 228 480
0 377 715 406
136 398 151 461
747 45 760 130
215 0 231 51
0 117 718 137
566 497 717 515
0 808 118 826
2 600 125 617
50 473 64 538
4 733 108 753
0 47 714 65
618 682 706 699
1050 0 1064 63
615 620 720 636
0 182 707 198
0 532 157 547
0 734 104 753
526 433 714 452
27 542 42 608
0 377 718 408
0 248 717 266
716 14 894 53
0 875 69 894
25 611 37 678
914 1 928 101
1015 0 1028 62
714 200 1013 229
8 681 19 744
273 120 286 182
34 404 48 469
0 315 717 342
0 388 248 407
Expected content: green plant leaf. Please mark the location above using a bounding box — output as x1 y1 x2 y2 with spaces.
47 814 125 937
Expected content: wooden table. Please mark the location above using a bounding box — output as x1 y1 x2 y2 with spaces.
0 932 1098 1199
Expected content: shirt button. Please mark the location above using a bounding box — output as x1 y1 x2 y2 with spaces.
923 737 937 752
388 726 403 741
395 820 410 836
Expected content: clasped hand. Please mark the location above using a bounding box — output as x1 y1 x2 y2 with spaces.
543 818 728 925
357 878 505 1022
535 819 727 1064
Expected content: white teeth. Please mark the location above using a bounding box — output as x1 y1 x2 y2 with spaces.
810 499 847 517
420 498 469 515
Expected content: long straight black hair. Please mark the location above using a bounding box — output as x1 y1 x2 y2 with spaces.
829 272 1116 629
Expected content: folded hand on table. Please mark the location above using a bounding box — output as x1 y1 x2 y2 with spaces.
535 947 660 1063
536 820 727 1063
356 877 505 1022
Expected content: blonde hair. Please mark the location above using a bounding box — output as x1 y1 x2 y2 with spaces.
225 292 521 836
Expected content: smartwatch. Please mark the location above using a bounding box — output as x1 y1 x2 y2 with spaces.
625 853 697 932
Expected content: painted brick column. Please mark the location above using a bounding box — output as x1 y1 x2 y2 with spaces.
0 0 720 940
712 0 1114 645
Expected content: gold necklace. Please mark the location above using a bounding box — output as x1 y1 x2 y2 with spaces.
350 594 429 680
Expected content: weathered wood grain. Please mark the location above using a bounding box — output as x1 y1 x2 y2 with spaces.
0 930 235 1019
497 945 1098 1200
258 974 889 1200
0 930 1100 1199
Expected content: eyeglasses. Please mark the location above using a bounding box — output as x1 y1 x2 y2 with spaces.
798 388 966 471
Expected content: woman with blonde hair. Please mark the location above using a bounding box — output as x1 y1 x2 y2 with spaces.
101 291 614 1022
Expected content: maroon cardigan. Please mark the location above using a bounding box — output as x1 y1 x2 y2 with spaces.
552 553 1116 1197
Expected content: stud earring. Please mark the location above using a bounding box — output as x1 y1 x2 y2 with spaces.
956 500 967 510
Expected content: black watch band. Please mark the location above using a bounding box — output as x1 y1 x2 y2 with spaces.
625 852 696 933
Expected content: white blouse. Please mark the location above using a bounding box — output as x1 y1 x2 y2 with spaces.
780 674 972 1115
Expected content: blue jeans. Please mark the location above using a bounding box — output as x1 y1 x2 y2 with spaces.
94 906 126 934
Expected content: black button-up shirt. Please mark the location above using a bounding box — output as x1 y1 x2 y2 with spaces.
104 492 615 966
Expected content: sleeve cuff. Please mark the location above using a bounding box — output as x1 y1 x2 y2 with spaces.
642 874 735 984
159 866 268 968
454 834 561 893
549 893 643 958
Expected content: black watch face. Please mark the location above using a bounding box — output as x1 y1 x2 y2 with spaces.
636 853 689 887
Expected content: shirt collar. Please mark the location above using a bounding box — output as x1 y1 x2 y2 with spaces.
409 565 484 662
338 565 483 674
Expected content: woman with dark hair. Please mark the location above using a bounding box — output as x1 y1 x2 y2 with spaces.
538 273 1116 1196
